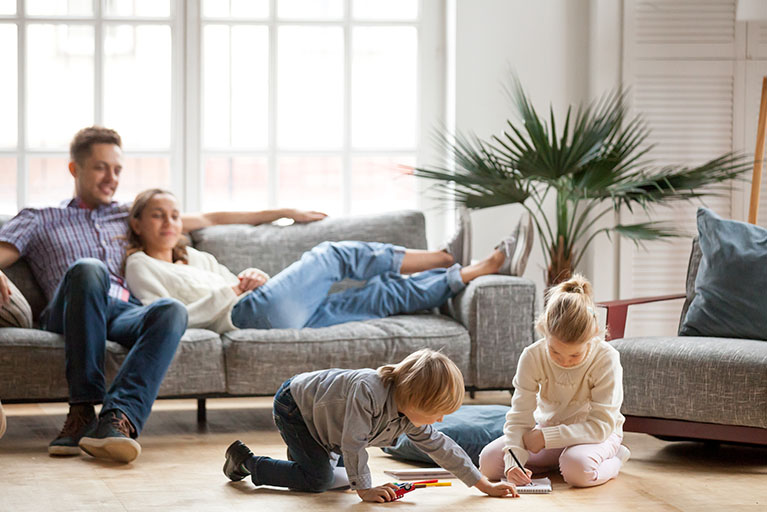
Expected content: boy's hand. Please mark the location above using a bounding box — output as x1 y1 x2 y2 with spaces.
356 483 399 503
505 466 533 486
523 428 545 453
474 476 519 498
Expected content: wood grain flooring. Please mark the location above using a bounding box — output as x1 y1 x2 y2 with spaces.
0 393 765 511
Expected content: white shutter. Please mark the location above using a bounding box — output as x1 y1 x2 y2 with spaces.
621 1 746 337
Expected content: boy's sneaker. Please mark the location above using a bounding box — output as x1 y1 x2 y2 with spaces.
224 440 254 481
441 207 472 266
617 445 631 464
509 213 534 276
48 404 97 456
0 399 6 439
79 409 141 463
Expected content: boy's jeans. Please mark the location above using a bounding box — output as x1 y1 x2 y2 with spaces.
231 241 465 329
247 378 337 492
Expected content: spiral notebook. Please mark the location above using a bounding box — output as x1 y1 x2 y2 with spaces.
514 477 552 494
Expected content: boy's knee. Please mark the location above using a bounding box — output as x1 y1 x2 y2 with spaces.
302 469 335 492
559 450 596 487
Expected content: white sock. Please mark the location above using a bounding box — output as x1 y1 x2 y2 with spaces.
329 467 350 490
617 445 631 464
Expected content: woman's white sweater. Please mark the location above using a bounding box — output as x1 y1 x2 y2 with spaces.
124 248 243 334
502 337 624 472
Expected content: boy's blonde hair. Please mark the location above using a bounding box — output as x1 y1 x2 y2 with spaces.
377 349 464 415
536 273 603 345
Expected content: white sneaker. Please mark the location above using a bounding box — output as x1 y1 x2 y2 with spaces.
509 213 534 276
617 445 631 464
0 399 6 439
441 206 472 266
495 234 518 275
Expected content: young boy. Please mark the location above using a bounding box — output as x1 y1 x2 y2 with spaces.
223 349 519 502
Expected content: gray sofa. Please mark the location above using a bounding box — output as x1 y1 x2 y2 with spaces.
0 210 536 420
600 239 767 445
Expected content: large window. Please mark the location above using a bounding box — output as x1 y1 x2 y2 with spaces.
0 0 438 217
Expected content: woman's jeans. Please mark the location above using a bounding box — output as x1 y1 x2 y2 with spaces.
245 378 338 492
231 241 465 329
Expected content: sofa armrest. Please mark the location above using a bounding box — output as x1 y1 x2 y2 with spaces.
596 294 686 341
444 275 536 390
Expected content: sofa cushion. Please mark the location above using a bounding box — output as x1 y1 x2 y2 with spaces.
223 314 470 395
189 210 428 293
105 328 226 396
0 278 33 328
0 328 68 400
611 336 767 429
679 208 767 340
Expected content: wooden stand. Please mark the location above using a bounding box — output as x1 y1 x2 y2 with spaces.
748 76 767 224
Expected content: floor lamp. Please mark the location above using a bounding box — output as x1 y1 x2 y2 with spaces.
738 0 767 224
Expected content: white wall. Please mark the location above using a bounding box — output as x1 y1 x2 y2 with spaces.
445 0 620 304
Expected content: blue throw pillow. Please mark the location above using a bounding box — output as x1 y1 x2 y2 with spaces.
381 404 507 466
679 207 767 340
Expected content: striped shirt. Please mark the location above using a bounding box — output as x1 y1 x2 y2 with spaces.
0 198 132 302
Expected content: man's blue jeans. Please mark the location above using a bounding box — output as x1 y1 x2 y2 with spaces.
246 378 337 492
231 241 465 329
41 258 187 434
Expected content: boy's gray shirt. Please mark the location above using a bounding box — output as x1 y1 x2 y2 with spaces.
290 367 482 491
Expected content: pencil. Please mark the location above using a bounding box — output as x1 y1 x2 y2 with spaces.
508 447 531 483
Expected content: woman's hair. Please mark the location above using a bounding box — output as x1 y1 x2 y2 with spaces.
123 188 188 270
536 273 602 345
377 349 464 415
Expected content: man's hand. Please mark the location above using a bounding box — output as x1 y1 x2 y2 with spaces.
237 268 269 292
285 209 327 223
0 270 11 307
523 428 545 453
505 466 533 486
356 483 399 503
474 476 519 498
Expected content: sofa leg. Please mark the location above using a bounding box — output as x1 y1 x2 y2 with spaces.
197 398 207 425
469 391 476 399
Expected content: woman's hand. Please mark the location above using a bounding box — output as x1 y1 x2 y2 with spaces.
505 466 533 486
356 483 399 502
523 428 545 453
237 268 269 292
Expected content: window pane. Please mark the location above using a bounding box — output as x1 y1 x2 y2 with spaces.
202 156 268 211
278 157 342 216
104 25 171 149
27 0 92 16
278 27 343 150
112 157 171 204
202 0 269 18
352 27 417 149
0 158 16 214
278 0 343 20
28 156 72 207
0 24 17 148
203 25 268 149
350 156 416 215
0 0 15 15
105 0 170 17
27 25 93 149
352 0 418 20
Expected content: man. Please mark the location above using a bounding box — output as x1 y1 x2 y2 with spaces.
0 126 325 463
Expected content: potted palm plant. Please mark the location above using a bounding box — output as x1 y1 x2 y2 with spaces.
414 77 752 287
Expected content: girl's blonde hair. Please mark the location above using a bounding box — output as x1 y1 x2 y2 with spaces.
377 349 464 415
122 188 188 273
536 273 602 345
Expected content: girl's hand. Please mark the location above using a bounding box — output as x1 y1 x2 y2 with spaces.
505 466 533 486
523 428 545 453
237 268 269 292
356 483 399 502
474 476 519 498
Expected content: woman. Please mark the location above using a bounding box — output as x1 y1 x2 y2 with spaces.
123 189 519 334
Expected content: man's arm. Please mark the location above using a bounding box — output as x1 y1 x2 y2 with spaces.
0 242 21 306
180 208 326 233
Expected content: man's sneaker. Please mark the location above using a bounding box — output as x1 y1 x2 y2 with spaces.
224 440 254 481
48 404 97 456
79 410 141 463
617 445 631 464
441 207 472 266
509 213 534 276
0 399 6 439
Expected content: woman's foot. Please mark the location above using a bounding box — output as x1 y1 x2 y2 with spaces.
460 248 506 283
495 213 534 276
617 445 631 464
440 207 472 266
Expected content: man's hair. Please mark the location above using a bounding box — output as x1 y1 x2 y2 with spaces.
377 349 464 415
70 126 122 166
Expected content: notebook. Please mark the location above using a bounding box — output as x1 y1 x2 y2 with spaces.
383 467 456 480
514 477 552 494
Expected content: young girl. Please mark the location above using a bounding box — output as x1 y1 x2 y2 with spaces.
223 349 519 502
478 275 629 488
123 189 519 333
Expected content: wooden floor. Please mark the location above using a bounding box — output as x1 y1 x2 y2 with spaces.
1 393 765 511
